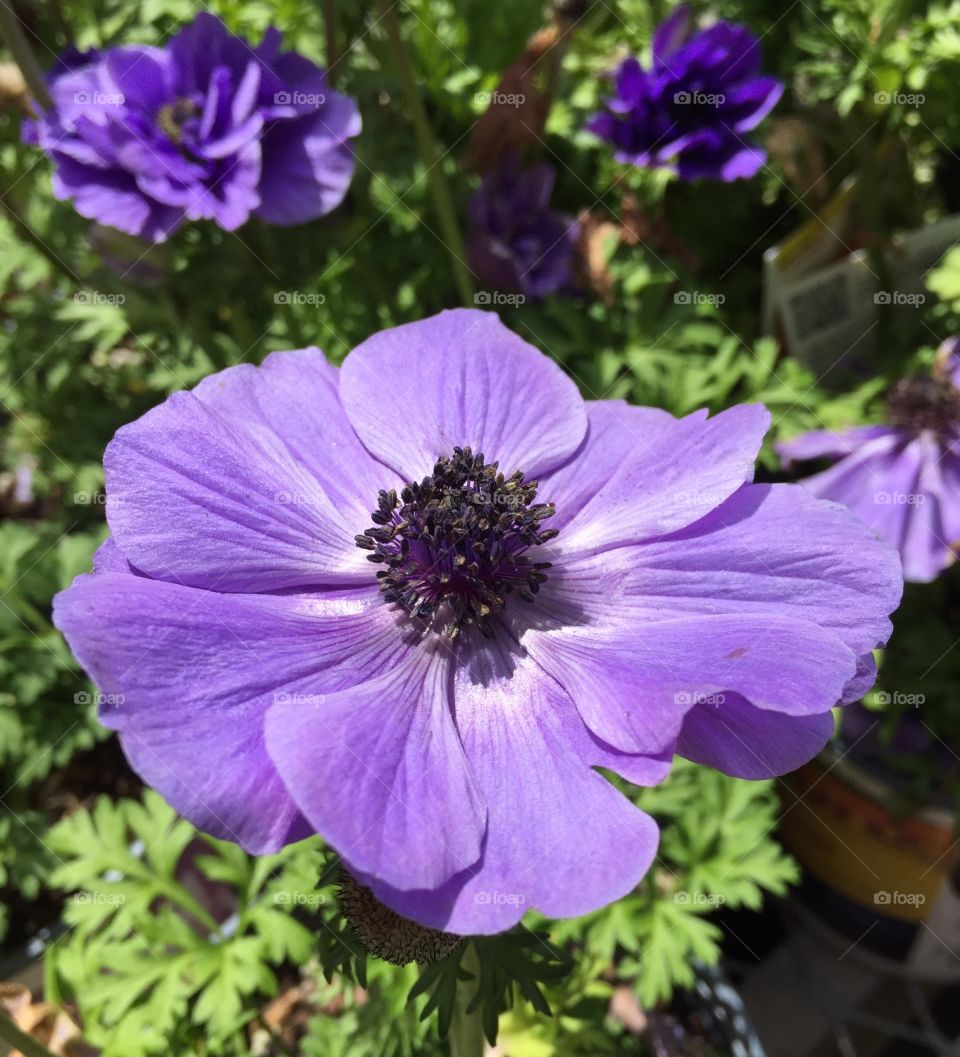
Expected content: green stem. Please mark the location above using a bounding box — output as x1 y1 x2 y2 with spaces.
0 1 52 110
374 0 474 307
0 1009 61 1057
449 942 485 1057
322 0 340 86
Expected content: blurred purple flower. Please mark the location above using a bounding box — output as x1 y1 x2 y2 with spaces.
778 338 960 583
23 13 360 241
586 5 782 181
467 158 578 299
54 310 899 934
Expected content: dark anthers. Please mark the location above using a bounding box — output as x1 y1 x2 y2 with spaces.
886 375 960 434
355 447 557 638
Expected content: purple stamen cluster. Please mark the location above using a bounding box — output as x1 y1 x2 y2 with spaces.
356 446 556 637
885 375 960 434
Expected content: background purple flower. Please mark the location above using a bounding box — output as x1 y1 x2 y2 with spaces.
54 310 900 934
23 13 360 241
778 339 960 583
586 5 782 181
467 157 578 299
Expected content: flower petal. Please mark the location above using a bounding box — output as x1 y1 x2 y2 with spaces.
362 643 659 934
777 425 898 466
523 614 858 755
678 693 836 778
557 403 769 554
105 351 397 591
53 573 393 853
339 309 587 481
627 483 902 660
265 647 485 892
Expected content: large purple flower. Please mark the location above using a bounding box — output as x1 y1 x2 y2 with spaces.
54 310 900 934
779 339 960 583
467 157 578 299
586 6 782 181
23 13 360 241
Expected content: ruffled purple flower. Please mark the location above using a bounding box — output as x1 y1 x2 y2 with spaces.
54 310 900 934
586 5 782 181
467 158 578 299
23 13 360 241
779 338 960 584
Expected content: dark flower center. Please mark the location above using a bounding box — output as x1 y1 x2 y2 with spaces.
157 98 199 146
355 447 557 639
886 376 960 433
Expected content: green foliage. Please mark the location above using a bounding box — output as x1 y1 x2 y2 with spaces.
551 762 798 1008
44 791 327 1057
410 934 573 1045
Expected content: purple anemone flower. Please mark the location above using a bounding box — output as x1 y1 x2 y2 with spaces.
467 158 578 299
586 5 782 181
23 13 360 241
779 338 960 584
53 310 900 934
